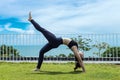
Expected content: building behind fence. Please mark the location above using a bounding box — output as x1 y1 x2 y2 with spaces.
0 34 120 63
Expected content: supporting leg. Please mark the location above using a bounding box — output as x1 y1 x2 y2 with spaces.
36 43 53 69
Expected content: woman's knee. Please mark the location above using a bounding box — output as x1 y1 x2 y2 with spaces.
39 50 45 56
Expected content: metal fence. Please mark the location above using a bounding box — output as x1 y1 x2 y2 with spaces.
0 33 120 63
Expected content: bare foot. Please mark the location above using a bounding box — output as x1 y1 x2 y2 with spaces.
28 11 32 21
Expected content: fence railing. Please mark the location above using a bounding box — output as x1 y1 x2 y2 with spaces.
0 33 120 63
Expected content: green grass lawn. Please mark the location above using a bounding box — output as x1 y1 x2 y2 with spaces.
0 62 119 80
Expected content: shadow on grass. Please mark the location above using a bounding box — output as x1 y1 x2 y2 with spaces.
29 70 83 75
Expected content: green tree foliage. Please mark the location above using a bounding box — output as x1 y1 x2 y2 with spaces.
58 54 66 57
0 44 20 57
93 42 110 57
72 35 92 51
68 53 74 58
102 47 120 57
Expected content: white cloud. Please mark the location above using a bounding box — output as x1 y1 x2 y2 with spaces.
4 23 35 34
0 0 120 34
5 23 24 33
44 0 120 33
25 25 35 34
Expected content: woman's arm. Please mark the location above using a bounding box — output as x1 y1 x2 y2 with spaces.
71 46 86 72
75 52 85 72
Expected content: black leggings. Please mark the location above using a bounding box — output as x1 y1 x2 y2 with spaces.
30 20 63 69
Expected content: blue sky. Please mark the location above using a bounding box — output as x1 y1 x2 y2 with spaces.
0 0 120 34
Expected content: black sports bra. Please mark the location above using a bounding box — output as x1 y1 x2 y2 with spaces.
68 40 78 49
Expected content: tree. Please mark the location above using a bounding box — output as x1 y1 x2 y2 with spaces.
0 44 20 57
93 42 110 57
72 35 92 51
68 53 74 58
102 47 120 57
58 54 66 58
48 55 54 58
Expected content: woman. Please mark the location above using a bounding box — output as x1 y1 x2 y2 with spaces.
28 12 85 72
